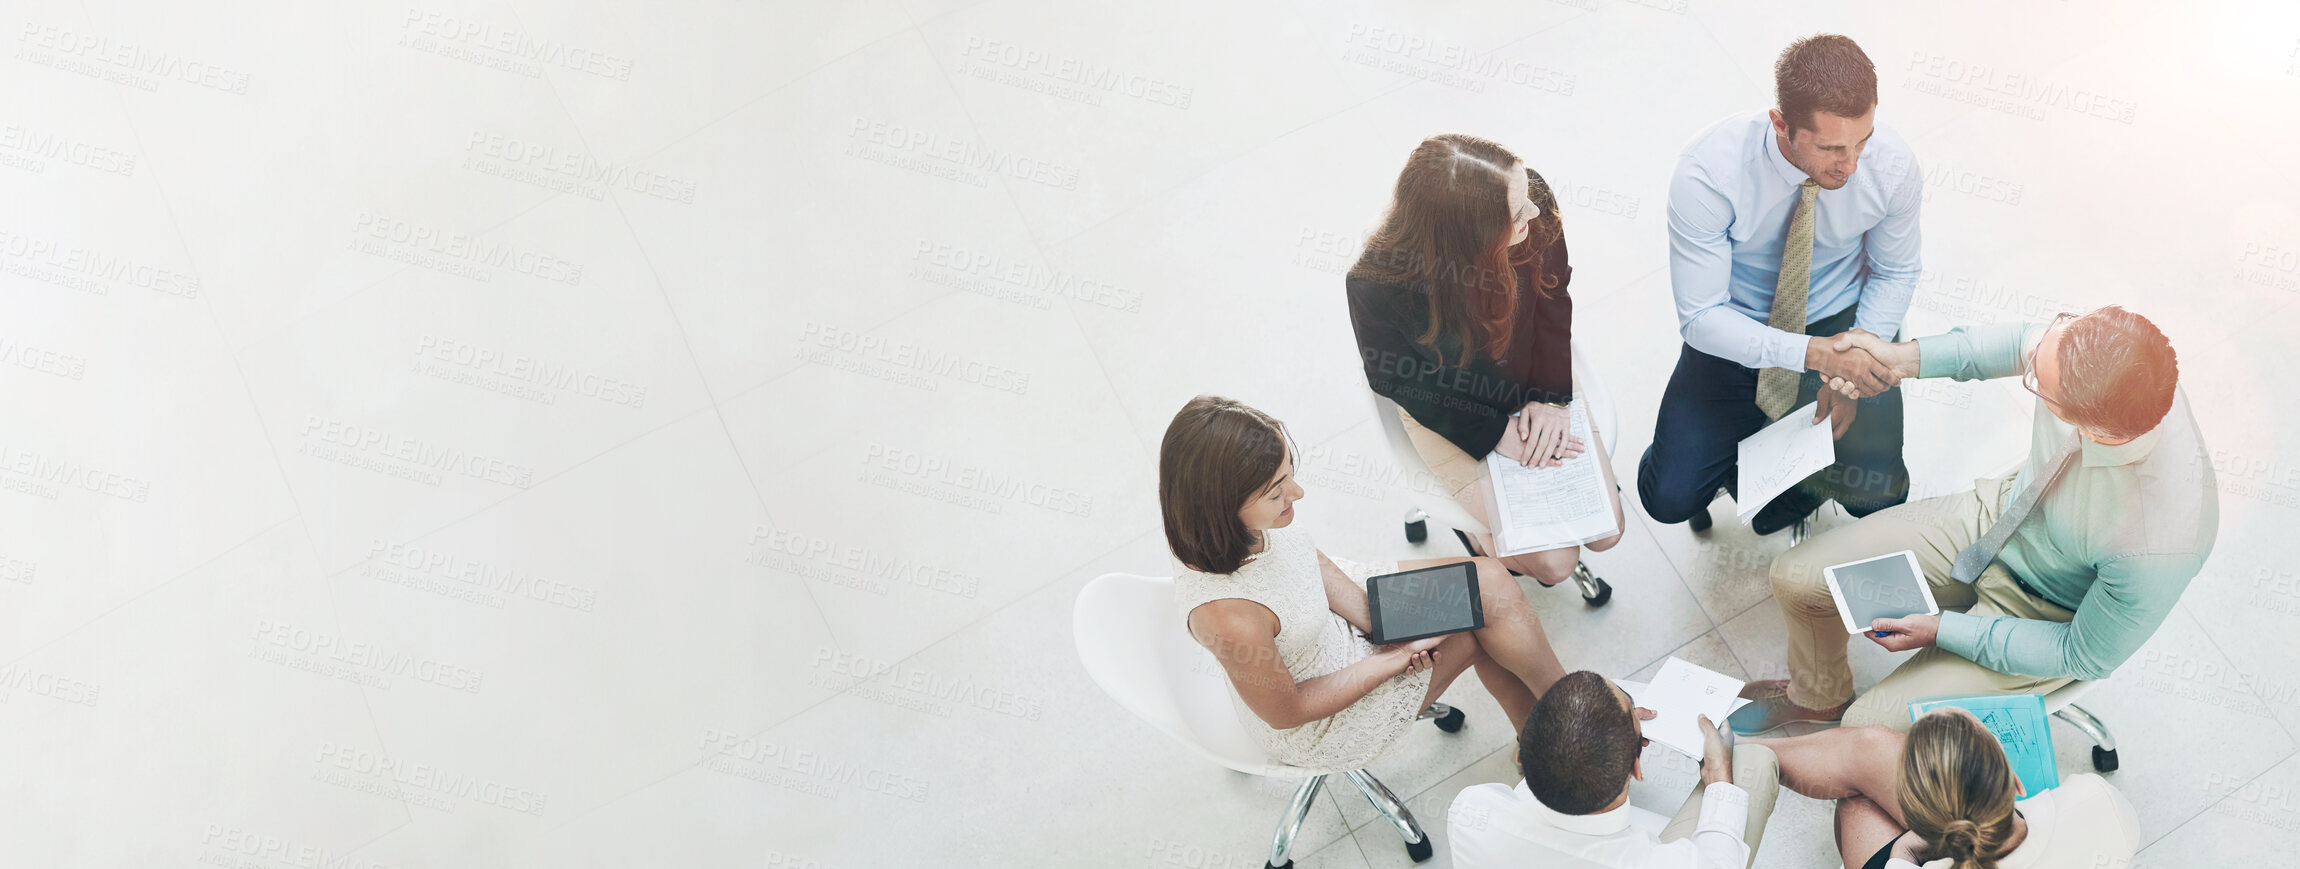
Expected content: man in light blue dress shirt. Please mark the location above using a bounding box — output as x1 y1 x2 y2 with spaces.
1637 34 1922 535
1730 308 2214 735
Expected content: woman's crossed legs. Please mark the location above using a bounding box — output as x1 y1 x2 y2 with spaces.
1396 557 1567 734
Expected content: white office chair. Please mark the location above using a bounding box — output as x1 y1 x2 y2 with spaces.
2040 680 2117 771
1074 572 1460 867
1371 342 1617 605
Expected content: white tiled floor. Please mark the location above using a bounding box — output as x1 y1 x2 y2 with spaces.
5 1 2298 866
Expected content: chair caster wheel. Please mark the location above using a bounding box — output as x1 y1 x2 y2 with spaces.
1406 836 1434 862
2092 746 2119 772
1404 518 1427 543
1433 706 1466 733
1583 578 1612 607
1688 510 1712 533
1264 862 1292 869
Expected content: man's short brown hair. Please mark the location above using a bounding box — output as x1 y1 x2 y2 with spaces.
2057 305 2179 439
1518 671 1641 815
1775 34 1878 133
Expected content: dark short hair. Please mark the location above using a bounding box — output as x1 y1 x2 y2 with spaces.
1775 34 1877 134
1158 396 1295 575
1519 671 1640 815
2056 305 2179 439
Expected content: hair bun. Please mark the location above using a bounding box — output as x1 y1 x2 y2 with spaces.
1938 819 1980 857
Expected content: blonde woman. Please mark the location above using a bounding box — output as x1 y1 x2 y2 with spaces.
1745 707 2138 869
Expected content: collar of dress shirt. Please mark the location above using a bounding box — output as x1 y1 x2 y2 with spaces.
2030 387 2164 469
1514 779 1632 836
1762 117 1809 187
2081 424 2160 468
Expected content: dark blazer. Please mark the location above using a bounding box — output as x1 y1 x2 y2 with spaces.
1346 171 1574 459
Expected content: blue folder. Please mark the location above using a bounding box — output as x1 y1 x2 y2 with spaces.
1907 693 2059 800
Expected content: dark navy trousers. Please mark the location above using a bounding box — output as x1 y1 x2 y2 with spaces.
1635 304 1909 524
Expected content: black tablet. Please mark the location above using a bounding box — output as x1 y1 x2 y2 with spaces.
1365 562 1484 646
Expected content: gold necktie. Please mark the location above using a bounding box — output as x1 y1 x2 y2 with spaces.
1755 179 1820 419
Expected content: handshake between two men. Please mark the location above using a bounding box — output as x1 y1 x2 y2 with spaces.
1799 330 1920 439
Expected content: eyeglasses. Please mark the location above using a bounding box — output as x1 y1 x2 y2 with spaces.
2020 312 2079 409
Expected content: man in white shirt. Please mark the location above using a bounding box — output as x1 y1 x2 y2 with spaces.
1448 671 1781 869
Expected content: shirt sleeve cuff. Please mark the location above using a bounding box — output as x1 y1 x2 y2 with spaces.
1773 329 1809 371
1913 333 1963 379
1851 310 1902 343
1935 610 1983 659
1695 781 1750 838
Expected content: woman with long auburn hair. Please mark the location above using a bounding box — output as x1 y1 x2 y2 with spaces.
1738 706 2139 869
1157 395 1569 768
1346 133 1625 584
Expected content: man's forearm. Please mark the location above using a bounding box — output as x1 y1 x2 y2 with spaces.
1911 322 2035 381
1686 306 1807 370
1851 273 1917 345
1689 782 1754 869
1935 611 2114 680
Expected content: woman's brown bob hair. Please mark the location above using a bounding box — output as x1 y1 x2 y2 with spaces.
1349 133 1566 367
1159 395 1297 575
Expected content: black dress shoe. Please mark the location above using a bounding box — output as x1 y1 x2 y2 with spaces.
1687 510 1712 532
1751 486 1824 536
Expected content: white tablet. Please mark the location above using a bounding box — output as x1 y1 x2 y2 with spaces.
1823 550 1939 635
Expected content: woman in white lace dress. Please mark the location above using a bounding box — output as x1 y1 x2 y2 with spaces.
1160 396 1570 772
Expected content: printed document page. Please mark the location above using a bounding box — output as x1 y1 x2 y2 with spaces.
1483 399 1619 556
1620 657 1746 760
1735 403 1836 524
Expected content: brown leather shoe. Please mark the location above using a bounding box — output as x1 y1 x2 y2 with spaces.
1727 679 1851 736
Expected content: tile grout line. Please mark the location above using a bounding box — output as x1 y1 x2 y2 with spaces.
1650 515 1734 633
893 18 1160 461
221 343 423 825
2174 598 2300 746
523 525 1162 835
222 188 572 358
579 17 923 178
2135 746 2300 853
61 0 423 828
0 515 293 675
1029 7 1608 255
507 1 847 648
300 397 715 580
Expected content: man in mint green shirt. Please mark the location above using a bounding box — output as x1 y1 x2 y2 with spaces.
1727 305 2217 734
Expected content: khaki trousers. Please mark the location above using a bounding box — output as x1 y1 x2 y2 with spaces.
1768 472 2078 729
1659 745 1781 868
